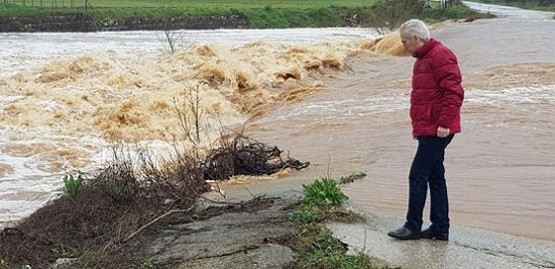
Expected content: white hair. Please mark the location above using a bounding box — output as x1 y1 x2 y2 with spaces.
399 19 431 42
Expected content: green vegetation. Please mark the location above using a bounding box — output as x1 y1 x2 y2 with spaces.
0 3 46 16
0 128 309 268
0 0 492 29
63 174 83 198
422 1 496 24
0 0 377 18
289 175 390 269
3 0 374 9
295 225 374 269
366 0 495 30
138 261 155 269
60 248 74 259
302 178 348 207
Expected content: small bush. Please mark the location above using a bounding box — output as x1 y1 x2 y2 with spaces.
368 0 425 30
302 178 348 207
60 248 73 259
89 149 139 203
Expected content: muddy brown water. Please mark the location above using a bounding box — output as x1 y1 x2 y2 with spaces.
0 20 553 242
244 19 555 241
0 27 377 224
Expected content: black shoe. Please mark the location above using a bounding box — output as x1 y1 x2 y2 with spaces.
420 227 449 241
387 226 420 240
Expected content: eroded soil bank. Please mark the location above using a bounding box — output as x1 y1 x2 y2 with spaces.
137 196 299 269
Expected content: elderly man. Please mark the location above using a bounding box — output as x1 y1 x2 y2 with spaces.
387 19 464 241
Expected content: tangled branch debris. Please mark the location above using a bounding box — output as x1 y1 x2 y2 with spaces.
203 135 310 181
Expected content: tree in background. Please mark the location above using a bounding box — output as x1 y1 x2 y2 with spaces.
369 0 426 30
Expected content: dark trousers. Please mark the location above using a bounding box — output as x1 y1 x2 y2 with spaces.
404 135 453 234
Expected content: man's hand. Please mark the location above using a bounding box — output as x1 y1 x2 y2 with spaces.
437 126 450 138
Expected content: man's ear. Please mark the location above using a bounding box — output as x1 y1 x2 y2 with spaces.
412 35 420 43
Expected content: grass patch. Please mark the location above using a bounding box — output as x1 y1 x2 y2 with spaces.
0 0 378 18
54 0 376 9
0 3 65 16
287 175 389 269
302 178 348 207
421 2 496 24
1 0 494 28
295 224 374 269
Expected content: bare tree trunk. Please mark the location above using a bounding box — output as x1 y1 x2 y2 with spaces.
163 0 179 53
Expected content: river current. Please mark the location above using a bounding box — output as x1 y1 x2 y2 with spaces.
1 20 554 243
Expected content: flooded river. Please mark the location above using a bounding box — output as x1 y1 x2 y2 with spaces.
1 17 554 245
0 27 381 224
245 19 555 242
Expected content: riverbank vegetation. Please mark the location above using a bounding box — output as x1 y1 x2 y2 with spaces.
287 176 392 269
0 138 386 268
0 131 309 268
0 0 494 29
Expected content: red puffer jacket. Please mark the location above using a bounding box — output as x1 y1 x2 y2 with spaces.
410 39 464 138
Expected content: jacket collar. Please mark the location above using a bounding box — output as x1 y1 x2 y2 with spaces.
414 39 440 59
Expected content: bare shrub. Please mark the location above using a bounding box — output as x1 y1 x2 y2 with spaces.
159 0 192 53
164 28 179 53
173 83 206 146
138 148 210 206
88 147 139 203
368 0 426 31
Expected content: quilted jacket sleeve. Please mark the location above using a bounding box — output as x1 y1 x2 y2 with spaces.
432 48 464 129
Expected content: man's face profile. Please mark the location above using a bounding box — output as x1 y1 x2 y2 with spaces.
400 31 421 56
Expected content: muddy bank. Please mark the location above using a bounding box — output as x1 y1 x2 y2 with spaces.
138 196 298 269
0 13 249 32
1 194 300 268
